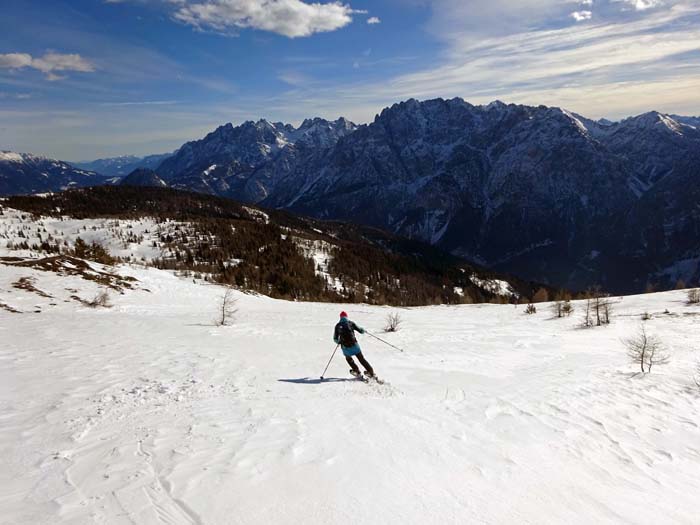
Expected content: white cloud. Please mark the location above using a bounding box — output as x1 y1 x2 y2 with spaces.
0 53 34 69
367 16 381 24
614 0 663 10
571 10 593 20
0 52 95 80
173 0 361 38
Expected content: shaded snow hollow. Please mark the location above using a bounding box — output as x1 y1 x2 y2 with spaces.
1 255 700 523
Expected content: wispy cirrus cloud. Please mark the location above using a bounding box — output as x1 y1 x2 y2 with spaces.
172 0 365 38
99 100 179 106
255 0 700 121
0 91 32 100
0 52 95 81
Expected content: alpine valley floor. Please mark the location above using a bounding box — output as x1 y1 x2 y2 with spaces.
1 262 700 524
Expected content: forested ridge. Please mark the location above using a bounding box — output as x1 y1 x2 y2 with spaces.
5 186 558 305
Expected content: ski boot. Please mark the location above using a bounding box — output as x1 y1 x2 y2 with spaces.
349 369 366 381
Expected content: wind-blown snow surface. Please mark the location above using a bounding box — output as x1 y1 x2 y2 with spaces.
2 263 700 524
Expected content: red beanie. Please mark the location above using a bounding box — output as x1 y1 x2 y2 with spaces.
339 311 348 318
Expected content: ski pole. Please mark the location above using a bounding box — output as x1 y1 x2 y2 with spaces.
320 344 340 381
365 331 405 353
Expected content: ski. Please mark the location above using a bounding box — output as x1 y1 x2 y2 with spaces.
364 373 385 385
349 370 384 384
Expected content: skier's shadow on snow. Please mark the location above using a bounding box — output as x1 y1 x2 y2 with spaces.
278 377 353 385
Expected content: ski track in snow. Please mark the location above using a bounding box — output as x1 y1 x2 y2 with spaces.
1 261 700 524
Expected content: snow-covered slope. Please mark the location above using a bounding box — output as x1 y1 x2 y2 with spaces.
0 206 179 263
0 151 108 196
2 252 700 523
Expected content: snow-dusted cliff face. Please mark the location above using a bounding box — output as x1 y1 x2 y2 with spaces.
0 151 108 195
156 117 357 202
260 99 700 292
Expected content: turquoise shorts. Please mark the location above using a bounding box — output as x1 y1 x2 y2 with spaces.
342 344 361 357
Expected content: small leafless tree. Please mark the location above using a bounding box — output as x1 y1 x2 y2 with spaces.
525 303 537 315
582 287 613 327
687 289 700 304
384 312 402 332
582 295 594 327
552 301 564 318
600 296 613 325
551 299 574 318
217 288 238 326
624 324 669 373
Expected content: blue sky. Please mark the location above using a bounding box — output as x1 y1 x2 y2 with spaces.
1 0 699 160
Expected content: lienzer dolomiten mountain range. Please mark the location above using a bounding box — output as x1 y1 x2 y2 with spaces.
2 97 699 293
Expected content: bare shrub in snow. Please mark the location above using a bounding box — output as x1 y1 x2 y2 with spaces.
687 289 700 305
562 301 574 317
384 312 403 332
641 311 651 321
82 290 111 308
217 288 238 326
624 324 669 373
525 303 537 315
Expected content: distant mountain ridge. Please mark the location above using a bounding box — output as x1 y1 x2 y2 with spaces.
73 152 174 177
2 98 699 292
148 99 700 293
0 151 108 195
156 117 356 202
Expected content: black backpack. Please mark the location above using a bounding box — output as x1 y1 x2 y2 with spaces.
338 322 357 347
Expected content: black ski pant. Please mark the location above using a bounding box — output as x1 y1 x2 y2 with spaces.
346 352 374 377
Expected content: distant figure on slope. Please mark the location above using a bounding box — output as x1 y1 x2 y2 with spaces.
334 311 375 378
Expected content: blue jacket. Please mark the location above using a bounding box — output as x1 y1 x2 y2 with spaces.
334 317 365 357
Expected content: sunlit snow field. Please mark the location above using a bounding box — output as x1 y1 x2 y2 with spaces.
2 256 700 524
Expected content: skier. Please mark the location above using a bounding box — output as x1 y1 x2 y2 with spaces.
333 311 375 379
